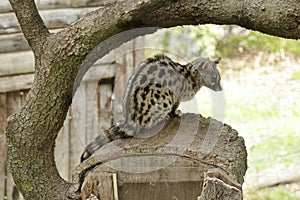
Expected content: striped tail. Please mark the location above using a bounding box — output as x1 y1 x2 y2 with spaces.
80 125 131 162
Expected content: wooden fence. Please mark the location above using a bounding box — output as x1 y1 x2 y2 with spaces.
0 1 144 199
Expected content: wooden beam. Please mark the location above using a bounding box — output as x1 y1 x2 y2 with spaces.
0 29 61 53
0 8 98 35
0 49 116 77
0 33 29 53
0 74 34 93
82 64 115 82
0 130 6 200
0 51 34 76
0 62 116 93
0 0 116 13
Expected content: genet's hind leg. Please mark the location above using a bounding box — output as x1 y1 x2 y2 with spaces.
168 100 182 118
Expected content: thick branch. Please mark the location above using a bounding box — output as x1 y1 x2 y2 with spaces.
8 0 49 52
68 0 299 54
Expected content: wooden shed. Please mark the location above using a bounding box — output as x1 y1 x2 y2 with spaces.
0 1 144 199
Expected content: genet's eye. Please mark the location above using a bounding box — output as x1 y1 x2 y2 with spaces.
211 75 217 82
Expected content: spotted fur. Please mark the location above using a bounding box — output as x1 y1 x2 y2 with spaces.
81 54 222 162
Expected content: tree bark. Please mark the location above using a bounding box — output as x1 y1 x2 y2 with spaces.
5 0 299 199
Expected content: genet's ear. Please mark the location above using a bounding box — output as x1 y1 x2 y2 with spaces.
201 61 211 71
213 57 221 64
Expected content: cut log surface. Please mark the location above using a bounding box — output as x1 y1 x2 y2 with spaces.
68 114 247 199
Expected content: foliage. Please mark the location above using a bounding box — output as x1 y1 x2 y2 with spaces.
164 25 300 58
216 30 300 57
292 71 300 80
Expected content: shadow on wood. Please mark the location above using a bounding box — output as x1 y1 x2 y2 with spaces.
68 113 247 200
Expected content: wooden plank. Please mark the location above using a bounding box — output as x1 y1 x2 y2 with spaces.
96 49 116 65
3 91 18 200
0 94 7 200
97 157 204 184
0 29 59 53
0 8 97 35
0 51 34 76
0 50 116 77
72 82 86 143
0 39 133 77
84 81 99 142
6 92 16 117
19 90 28 105
0 29 120 54
115 40 135 82
0 91 27 200
0 74 34 93
133 36 145 68
98 81 113 131
0 131 6 200
70 82 87 173
55 110 71 181
82 64 115 82
68 110 87 180
0 33 29 53
5 92 24 200
5 92 17 199
0 0 116 13
0 93 7 134
112 63 126 122
124 41 135 75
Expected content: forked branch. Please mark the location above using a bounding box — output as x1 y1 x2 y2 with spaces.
8 0 50 53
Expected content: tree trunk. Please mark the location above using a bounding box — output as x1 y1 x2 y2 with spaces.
5 0 299 199
68 114 247 200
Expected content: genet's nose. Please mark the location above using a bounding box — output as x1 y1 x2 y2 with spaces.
214 84 222 91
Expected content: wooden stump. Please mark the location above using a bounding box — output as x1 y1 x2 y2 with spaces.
68 113 247 200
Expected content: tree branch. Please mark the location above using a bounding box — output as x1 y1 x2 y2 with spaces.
67 0 299 56
8 0 50 52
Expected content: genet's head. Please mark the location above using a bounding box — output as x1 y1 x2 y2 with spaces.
190 57 222 91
